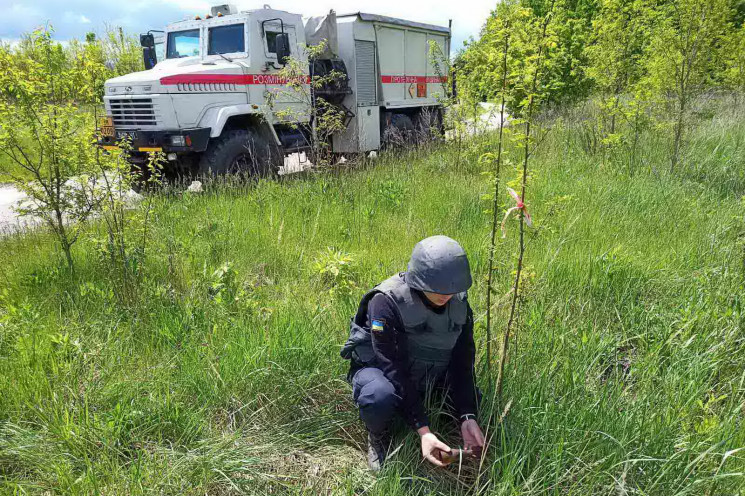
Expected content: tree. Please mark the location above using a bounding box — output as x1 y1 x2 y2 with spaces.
89 139 163 302
483 13 512 384
0 28 102 271
642 0 731 172
66 26 143 102
722 22 745 100
496 0 557 400
457 0 523 107
461 0 595 107
539 0 595 104
103 26 144 77
268 42 348 166
587 0 652 139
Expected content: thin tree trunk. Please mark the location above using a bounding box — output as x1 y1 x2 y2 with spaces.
630 107 641 175
671 93 686 173
496 2 554 400
62 241 75 274
485 26 510 386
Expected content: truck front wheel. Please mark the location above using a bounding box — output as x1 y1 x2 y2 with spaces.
198 129 278 177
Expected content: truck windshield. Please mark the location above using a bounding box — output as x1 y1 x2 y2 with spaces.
166 29 200 59
208 24 245 55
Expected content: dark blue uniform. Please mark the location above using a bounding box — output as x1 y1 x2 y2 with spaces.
349 290 478 434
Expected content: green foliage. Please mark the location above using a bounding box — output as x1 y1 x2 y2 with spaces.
65 26 143 101
723 22 745 95
0 28 103 269
269 41 348 166
539 0 595 103
586 0 654 148
90 144 165 303
458 0 745 171
459 0 594 107
457 2 533 111
314 247 358 298
0 25 142 180
209 261 239 302
1 106 744 493
640 0 732 171
0 26 157 279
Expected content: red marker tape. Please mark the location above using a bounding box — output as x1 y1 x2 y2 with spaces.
501 187 533 238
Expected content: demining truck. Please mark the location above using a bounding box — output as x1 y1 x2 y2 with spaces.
99 4 451 176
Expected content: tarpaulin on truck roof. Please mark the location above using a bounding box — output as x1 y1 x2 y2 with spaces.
338 12 450 35
303 10 339 58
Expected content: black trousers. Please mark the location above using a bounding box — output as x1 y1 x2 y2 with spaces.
351 366 482 434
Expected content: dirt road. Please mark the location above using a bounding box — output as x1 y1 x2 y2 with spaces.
0 184 34 233
0 154 314 233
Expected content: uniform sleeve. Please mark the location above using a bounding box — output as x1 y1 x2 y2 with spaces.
448 302 478 418
368 293 429 430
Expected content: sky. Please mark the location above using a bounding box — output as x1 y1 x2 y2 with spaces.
0 0 494 53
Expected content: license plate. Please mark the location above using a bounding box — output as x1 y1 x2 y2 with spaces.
116 130 136 142
99 117 115 137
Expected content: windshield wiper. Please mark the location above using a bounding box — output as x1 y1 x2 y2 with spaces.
217 53 233 63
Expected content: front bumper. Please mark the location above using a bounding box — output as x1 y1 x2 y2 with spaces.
99 128 211 153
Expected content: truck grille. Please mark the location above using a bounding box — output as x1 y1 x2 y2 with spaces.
109 98 156 126
175 83 239 92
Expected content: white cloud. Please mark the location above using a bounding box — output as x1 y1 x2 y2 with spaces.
80 15 91 24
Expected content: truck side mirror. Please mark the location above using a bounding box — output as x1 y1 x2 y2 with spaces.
140 33 157 70
140 33 155 48
275 33 291 64
142 47 157 70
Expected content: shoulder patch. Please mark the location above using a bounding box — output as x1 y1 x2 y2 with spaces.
371 319 385 332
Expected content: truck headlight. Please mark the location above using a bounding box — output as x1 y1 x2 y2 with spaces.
170 135 186 147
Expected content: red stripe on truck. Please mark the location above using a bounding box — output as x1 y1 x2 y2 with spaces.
160 74 446 86
160 74 311 85
380 75 448 84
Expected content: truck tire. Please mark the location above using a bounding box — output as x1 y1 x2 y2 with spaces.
198 129 278 177
416 107 444 141
382 113 415 148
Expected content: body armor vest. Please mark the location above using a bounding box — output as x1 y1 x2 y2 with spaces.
341 273 468 387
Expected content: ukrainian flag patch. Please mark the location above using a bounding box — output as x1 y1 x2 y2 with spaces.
371 320 384 332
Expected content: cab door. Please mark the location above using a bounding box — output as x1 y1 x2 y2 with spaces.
257 21 307 121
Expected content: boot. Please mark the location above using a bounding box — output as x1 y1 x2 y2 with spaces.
366 428 392 472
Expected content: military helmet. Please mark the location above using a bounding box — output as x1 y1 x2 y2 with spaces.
405 235 472 295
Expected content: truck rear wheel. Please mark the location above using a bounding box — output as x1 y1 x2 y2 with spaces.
198 129 278 177
382 113 415 148
416 107 444 141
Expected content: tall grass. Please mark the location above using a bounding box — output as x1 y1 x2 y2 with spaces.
0 106 743 494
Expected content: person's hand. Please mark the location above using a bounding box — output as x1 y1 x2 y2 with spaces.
461 419 485 453
417 426 452 467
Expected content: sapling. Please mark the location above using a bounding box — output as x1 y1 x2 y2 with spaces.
429 39 470 165
641 0 730 173
586 0 652 165
496 1 555 400
268 41 348 168
484 18 511 383
0 28 100 272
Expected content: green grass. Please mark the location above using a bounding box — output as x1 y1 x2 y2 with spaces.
0 106 744 494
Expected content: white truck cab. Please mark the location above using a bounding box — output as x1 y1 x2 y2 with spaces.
100 4 450 176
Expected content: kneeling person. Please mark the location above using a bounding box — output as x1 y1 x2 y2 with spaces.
341 235 485 471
